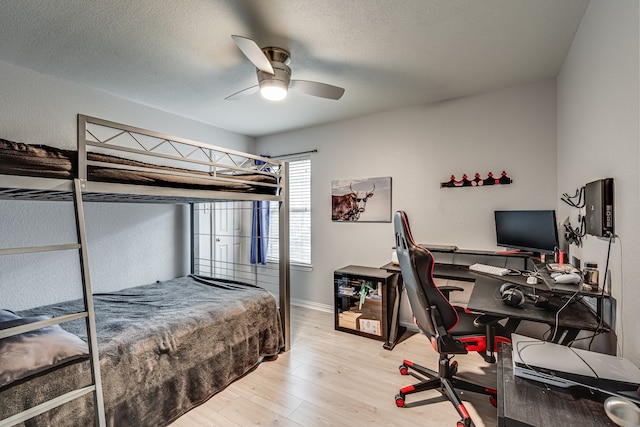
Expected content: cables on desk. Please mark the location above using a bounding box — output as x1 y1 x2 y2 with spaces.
520 270 538 279
615 235 625 356
587 234 615 351
549 289 581 343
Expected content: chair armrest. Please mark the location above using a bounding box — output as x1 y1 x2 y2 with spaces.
473 314 508 326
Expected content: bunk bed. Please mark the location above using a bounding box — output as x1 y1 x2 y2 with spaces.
0 115 290 427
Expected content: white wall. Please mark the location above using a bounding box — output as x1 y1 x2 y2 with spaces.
557 0 640 363
0 60 254 151
257 80 558 309
0 60 255 309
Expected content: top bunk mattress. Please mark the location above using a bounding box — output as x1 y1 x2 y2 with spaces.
0 138 279 195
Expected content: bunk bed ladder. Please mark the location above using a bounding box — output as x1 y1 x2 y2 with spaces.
73 178 107 427
0 179 106 427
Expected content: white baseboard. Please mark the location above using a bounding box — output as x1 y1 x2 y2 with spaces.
291 298 333 313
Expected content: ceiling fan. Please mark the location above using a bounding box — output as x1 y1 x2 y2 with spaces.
225 35 345 102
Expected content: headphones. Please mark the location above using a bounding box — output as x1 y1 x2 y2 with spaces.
499 283 549 308
499 283 526 307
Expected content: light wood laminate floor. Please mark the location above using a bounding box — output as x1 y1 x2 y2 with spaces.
170 306 498 427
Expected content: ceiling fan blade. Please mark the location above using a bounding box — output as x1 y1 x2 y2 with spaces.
224 85 259 100
231 35 274 75
290 80 345 100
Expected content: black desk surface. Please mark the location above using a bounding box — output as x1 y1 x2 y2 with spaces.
383 262 478 281
382 261 603 333
498 343 615 426
467 272 602 332
382 257 609 297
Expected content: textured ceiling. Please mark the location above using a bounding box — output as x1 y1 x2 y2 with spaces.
0 0 589 137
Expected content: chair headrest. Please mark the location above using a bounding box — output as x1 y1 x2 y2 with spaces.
393 210 460 334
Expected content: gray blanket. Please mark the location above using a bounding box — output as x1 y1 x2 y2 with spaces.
0 139 278 194
0 275 284 426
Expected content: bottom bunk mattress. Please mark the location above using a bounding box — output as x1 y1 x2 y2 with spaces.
0 275 284 426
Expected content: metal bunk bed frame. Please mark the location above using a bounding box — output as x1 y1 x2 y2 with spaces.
0 115 291 426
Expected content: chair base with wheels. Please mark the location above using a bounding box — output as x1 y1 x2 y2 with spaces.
395 356 497 427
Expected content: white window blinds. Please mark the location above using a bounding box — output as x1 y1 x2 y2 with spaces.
267 158 311 265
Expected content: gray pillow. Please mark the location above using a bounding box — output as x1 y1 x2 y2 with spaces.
0 309 19 322
0 311 89 389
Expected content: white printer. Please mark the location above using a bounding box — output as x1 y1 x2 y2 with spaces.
511 333 640 401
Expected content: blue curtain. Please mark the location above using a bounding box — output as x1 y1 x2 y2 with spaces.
251 160 270 265
250 201 270 265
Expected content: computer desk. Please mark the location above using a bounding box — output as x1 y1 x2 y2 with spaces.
382 261 608 346
465 269 607 345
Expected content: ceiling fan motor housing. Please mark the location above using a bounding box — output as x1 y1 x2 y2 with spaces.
257 47 292 91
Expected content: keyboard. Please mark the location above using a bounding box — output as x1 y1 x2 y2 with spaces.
468 263 510 276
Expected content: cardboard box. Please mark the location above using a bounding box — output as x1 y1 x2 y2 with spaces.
355 296 384 336
358 318 381 336
338 311 361 330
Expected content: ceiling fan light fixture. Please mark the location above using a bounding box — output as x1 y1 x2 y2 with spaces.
257 61 291 102
260 80 288 101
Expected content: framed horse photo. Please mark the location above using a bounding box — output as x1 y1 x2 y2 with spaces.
331 176 392 222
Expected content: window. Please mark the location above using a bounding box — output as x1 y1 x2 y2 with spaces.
267 158 311 266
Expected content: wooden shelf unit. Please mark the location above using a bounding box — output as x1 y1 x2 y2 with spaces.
334 265 395 342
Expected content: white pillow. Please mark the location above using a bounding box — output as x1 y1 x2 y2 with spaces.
0 310 89 389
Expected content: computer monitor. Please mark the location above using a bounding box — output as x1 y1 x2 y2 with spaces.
494 210 559 255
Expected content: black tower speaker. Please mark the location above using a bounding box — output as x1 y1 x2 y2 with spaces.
585 178 614 237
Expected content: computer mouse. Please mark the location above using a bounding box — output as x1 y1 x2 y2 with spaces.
553 272 581 284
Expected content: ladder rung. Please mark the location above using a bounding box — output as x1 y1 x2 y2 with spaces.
0 312 88 339
0 385 95 427
0 244 81 256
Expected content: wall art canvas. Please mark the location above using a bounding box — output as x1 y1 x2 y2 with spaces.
331 176 392 222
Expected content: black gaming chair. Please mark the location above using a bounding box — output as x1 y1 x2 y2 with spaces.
393 211 511 427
